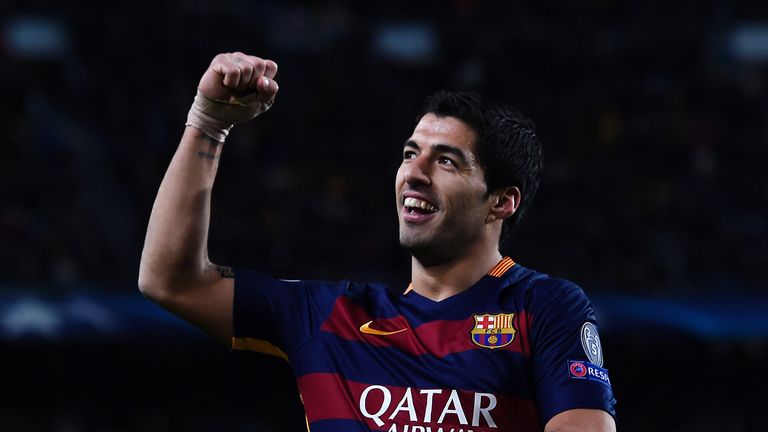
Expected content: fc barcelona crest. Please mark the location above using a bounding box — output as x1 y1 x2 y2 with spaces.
471 313 516 349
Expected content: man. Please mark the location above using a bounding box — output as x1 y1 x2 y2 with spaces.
139 52 617 431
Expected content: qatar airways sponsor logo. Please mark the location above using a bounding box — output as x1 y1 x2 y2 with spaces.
359 385 498 432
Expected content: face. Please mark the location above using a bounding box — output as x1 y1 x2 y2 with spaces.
396 113 492 257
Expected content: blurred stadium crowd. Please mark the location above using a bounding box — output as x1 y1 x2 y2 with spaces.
2 0 766 297
1 0 767 431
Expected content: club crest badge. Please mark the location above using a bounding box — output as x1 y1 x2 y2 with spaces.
471 313 516 349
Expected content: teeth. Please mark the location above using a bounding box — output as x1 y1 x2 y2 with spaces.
404 197 437 212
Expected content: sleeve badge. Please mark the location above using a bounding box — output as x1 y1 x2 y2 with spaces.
580 322 604 367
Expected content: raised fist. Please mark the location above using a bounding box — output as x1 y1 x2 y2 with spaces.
198 52 279 106
186 52 279 141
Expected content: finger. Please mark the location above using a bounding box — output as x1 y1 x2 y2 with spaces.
210 53 235 79
258 76 279 102
263 60 278 79
221 64 241 89
245 57 267 89
230 52 253 89
237 62 255 91
245 55 267 79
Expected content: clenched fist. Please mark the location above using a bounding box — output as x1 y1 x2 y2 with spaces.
186 52 280 142
199 52 279 105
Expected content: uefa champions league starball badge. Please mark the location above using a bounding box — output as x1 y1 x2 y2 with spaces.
580 322 603 367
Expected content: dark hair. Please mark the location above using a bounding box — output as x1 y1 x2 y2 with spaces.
419 91 544 240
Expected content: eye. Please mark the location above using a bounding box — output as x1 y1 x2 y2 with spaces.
403 150 417 160
437 156 456 167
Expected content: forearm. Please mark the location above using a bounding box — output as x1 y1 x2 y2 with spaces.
136 52 277 341
544 409 616 432
138 126 224 296
138 52 276 301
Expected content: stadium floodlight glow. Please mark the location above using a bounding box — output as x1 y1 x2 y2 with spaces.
4 16 71 59
729 22 768 64
372 22 438 65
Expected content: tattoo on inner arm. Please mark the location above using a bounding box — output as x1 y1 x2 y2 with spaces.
197 151 218 160
217 266 235 278
196 136 223 160
205 136 222 147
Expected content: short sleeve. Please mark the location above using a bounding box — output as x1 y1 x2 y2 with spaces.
231 268 347 361
528 280 617 426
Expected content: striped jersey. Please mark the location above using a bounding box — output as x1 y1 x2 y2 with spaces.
232 257 617 431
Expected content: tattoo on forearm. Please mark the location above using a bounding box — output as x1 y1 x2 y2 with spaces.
217 266 235 278
197 151 218 160
205 136 222 147
195 135 223 160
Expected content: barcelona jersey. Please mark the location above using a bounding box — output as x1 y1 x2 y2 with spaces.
232 257 617 431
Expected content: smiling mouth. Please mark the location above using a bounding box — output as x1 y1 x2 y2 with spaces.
403 197 438 215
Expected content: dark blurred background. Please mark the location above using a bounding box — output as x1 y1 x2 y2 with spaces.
1 0 767 430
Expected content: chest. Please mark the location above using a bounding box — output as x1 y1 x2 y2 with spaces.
296 295 533 394
292 297 539 431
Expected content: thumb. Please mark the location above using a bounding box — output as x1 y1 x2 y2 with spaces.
257 76 279 103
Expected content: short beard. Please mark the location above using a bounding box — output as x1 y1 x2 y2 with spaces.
400 232 465 268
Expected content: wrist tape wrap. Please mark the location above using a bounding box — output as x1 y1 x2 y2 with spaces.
185 88 273 142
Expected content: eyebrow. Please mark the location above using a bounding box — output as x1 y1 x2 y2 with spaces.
403 140 472 166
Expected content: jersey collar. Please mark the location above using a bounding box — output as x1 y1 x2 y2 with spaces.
403 256 516 295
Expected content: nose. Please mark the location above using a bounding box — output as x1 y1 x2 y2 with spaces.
402 154 432 187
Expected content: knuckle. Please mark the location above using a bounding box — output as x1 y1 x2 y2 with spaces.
211 55 225 67
264 60 278 78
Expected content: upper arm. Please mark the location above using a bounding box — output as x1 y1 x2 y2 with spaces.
143 264 235 345
544 408 616 432
230 272 351 360
528 280 617 424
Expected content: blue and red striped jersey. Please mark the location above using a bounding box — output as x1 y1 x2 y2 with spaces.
232 257 617 431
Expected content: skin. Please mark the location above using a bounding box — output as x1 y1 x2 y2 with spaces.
396 115 615 431
139 52 615 432
138 52 278 343
396 113 519 301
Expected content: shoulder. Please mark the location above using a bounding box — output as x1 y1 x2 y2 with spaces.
502 265 595 328
506 264 588 303
235 268 389 293
338 280 402 313
234 269 394 311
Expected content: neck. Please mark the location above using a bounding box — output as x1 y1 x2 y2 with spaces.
410 244 503 302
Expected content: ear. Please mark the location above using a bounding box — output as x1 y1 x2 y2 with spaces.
486 186 521 223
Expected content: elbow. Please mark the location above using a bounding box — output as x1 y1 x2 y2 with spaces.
137 261 172 303
138 272 179 308
138 268 160 300
138 258 208 305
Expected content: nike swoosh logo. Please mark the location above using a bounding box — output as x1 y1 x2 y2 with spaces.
359 320 408 336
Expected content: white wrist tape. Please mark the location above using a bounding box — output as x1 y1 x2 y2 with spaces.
185 88 274 142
